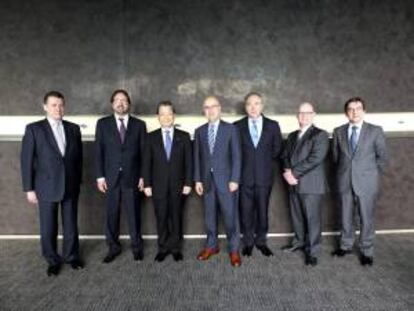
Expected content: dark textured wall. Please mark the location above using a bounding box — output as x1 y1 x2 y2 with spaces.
1 138 413 235
0 0 413 115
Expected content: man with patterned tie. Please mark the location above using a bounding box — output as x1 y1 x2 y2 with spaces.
234 92 282 257
331 97 388 266
95 89 147 263
194 96 242 267
21 91 83 276
143 101 192 262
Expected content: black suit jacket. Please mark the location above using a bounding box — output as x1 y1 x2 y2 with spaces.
95 115 147 189
234 116 282 187
21 119 83 202
143 128 192 199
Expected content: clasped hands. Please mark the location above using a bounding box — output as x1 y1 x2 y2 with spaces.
283 169 298 186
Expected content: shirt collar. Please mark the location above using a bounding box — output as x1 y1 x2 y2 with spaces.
47 117 62 127
299 124 312 134
114 113 129 122
349 121 363 130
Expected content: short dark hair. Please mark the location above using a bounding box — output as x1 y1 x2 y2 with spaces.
110 89 131 105
244 92 262 102
344 97 366 112
43 91 65 104
156 100 175 114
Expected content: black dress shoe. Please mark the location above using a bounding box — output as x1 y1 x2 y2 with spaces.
103 250 121 263
360 255 374 266
47 264 61 276
172 252 183 261
133 251 144 261
241 246 253 257
70 259 84 270
154 252 169 262
305 255 318 266
281 244 303 253
331 249 352 257
256 245 274 256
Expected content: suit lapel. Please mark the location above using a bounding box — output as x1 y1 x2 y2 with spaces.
353 122 367 156
294 125 313 153
62 121 71 156
256 117 268 149
110 117 122 145
213 121 224 155
170 128 180 161
157 129 169 162
42 119 63 157
339 125 351 158
123 116 133 145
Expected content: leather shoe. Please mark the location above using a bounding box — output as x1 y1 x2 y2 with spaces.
331 249 352 257
103 250 121 263
154 251 169 262
69 259 84 270
47 264 61 276
281 244 303 252
241 246 253 257
305 255 318 266
197 247 220 261
229 252 242 267
172 252 183 261
133 250 144 261
360 255 374 266
256 245 274 256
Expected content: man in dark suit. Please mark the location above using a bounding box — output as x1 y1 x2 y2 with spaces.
21 91 83 276
281 102 329 266
332 97 388 266
194 96 242 267
234 92 282 257
95 89 147 263
143 101 192 262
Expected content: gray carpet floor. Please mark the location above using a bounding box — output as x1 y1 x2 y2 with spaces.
0 235 413 311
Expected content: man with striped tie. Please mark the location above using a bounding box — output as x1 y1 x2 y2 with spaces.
143 101 192 262
194 96 242 267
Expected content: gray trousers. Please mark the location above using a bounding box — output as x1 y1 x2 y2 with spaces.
340 191 376 257
289 192 323 257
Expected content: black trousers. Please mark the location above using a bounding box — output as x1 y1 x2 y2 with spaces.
153 190 184 253
38 196 80 265
239 185 272 247
105 176 143 255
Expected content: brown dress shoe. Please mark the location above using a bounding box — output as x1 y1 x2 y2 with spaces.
197 247 220 261
229 252 242 267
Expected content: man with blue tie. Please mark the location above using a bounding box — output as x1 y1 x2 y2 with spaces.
194 96 242 267
234 92 282 257
331 97 388 266
143 101 192 262
21 91 83 276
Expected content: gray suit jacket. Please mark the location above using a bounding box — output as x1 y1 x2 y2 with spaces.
332 122 388 196
282 125 329 194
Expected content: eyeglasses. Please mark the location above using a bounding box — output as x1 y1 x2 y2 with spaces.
203 105 220 110
298 111 314 115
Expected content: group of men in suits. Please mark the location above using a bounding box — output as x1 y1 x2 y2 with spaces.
20 90 387 275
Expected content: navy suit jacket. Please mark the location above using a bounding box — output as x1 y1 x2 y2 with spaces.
193 120 241 192
21 119 83 202
234 116 282 187
95 115 147 189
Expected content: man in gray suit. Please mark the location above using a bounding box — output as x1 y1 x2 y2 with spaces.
332 97 388 266
194 96 242 267
281 102 329 266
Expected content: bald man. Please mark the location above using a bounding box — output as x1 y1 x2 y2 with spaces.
281 102 329 266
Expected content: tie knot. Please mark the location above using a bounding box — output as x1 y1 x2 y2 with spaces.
165 129 170 135
352 125 358 131
119 117 124 123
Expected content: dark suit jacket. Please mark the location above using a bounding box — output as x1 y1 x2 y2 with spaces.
234 116 282 187
281 125 329 194
21 119 83 202
193 120 241 192
95 115 147 189
143 128 192 199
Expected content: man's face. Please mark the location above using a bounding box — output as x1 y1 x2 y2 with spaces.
43 96 64 120
158 105 175 128
112 92 130 115
245 95 263 119
203 97 221 122
297 103 315 128
346 101 365 124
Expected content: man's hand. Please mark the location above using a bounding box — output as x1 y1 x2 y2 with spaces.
26 191 38 204
229 182 239 193
138 178 144 192
283 169 298 186
195 182 204 196
144 187 152 197
182 186 192 195
97 180 108 193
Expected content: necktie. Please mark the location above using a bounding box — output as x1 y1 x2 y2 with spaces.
55 121 66 156
165 129 172 160
251 120 259 147
350 125 358 154
119 118 126 143
208 123 215 154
